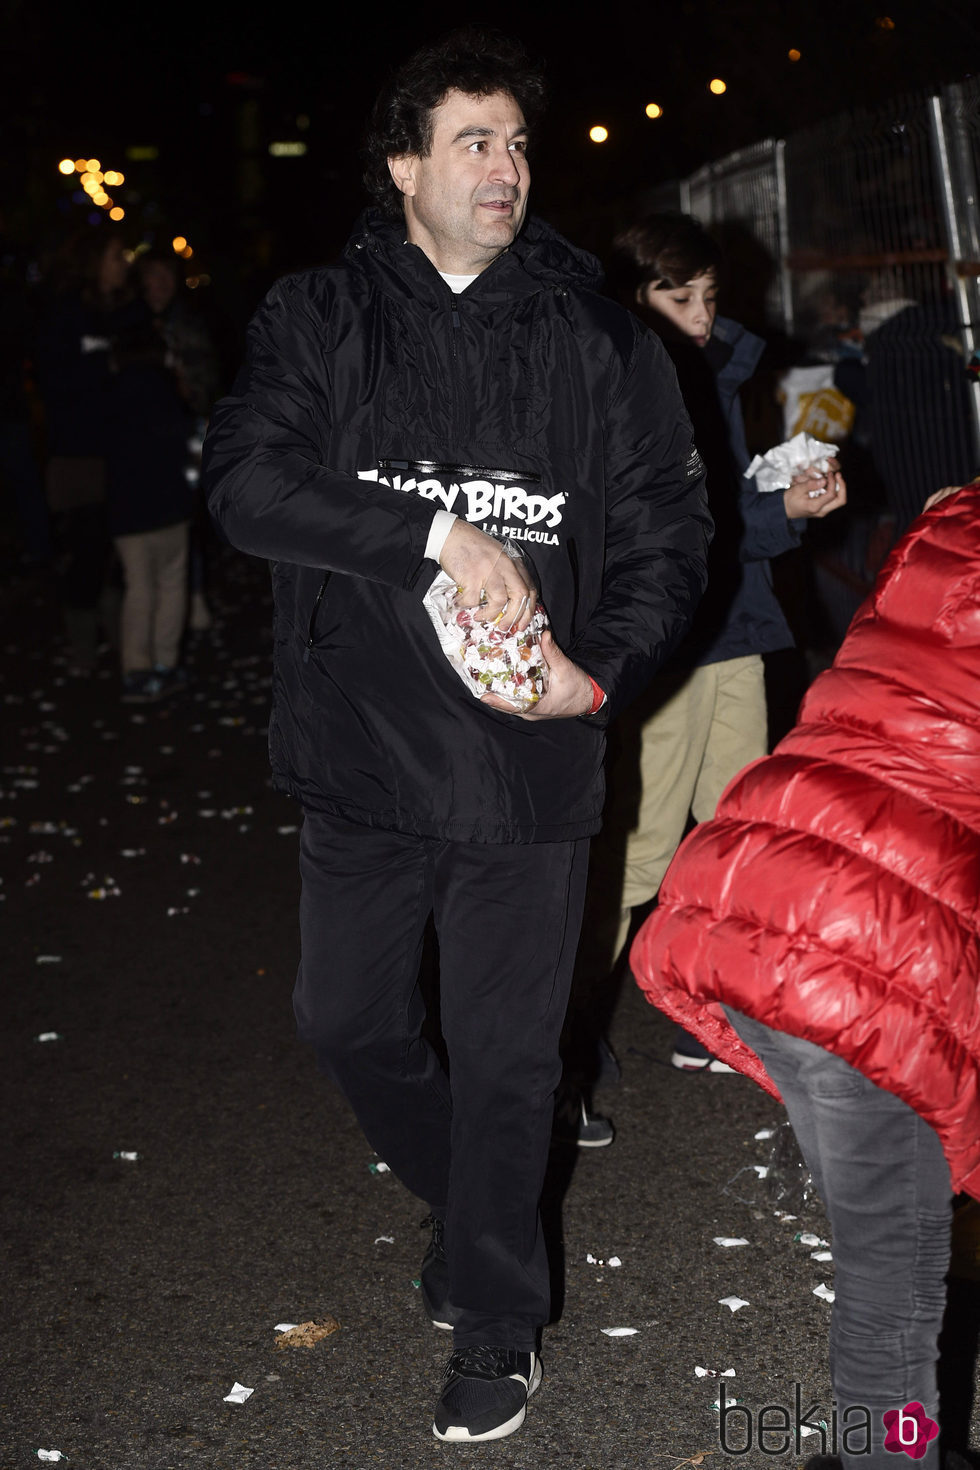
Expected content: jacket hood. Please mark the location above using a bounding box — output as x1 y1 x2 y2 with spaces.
345 208 604 305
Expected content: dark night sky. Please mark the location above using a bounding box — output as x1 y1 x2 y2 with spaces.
4 0 979 300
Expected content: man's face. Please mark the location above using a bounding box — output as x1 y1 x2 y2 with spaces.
388 89 530 275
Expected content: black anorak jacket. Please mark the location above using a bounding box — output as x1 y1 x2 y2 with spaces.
203 212 711 842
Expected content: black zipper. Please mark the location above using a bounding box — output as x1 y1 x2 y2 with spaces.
449 293 461 441
303 573 331 663
378 458 542 485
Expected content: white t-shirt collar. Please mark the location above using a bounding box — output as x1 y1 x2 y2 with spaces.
438 271 479 294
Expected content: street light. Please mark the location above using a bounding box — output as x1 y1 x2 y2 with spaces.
709 78 727 95
589 125 609 143
645 102 664 119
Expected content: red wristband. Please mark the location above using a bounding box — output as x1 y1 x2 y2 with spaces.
587 676 606 715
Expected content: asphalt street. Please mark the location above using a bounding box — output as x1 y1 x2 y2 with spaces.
2 534 978 1470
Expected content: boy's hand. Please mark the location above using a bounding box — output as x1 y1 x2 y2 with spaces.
783 459 847 520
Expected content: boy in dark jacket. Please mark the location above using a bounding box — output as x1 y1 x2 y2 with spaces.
570 214 846 1089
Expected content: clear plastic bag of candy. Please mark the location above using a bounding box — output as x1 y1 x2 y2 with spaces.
422 540 549 713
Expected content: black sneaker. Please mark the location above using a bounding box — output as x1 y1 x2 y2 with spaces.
577 1097 615 1148
151 664 189 696
433 1345 542 1442
419 1215 456 1331
121 670 164 704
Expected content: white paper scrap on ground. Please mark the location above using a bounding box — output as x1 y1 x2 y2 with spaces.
35 1032 62 1043
752 1165 769 1178
754 1128 775 1140
797 1232 829 1248
719 1296 750 1312
607 1256 622 1267
695 1366 736 1377
601 1327 638 1337
811 1250 834 1262
113 1151 139 1161
813 1283 836 1302
274 1323 298 1333
36 955 62 964
223 1382 254 1403
713 1237 749 1247
375 1235 395 1244
37 1454 66 1463
368 1161 390 1174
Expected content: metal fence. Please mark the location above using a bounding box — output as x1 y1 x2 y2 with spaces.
649 81 980 519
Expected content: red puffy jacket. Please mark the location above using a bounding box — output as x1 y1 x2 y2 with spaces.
631 482 980 1198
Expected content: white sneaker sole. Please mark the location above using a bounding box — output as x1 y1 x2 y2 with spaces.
671 1052 735 1073
433 1357 543 1442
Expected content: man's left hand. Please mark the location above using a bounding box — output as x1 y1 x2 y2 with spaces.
481 630 595 720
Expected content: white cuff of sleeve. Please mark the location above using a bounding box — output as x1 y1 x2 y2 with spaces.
425 509 458 563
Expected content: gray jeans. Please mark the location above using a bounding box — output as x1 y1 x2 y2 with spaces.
725 1008 952 1469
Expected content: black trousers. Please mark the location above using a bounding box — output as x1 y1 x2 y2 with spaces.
294 809 590 1349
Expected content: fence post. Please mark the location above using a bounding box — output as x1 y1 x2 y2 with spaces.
928 92 980 468
774 138 793 339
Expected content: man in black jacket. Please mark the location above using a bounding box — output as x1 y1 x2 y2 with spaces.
204 27 711 1443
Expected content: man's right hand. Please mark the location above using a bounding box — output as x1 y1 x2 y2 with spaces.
438 521 537 631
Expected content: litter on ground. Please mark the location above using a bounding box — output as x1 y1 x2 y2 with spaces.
223 1382 254 1403
274 1318 341 1348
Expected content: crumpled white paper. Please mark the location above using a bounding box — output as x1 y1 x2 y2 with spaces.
713 1237 749 1248
223 1382 254 1403
601 1327 638 1337
37 1453 66 1463
745 431 839 493
813 1283 836 1302
719 1296 750 1312
696 1366 736 1378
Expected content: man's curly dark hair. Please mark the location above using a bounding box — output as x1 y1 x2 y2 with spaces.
363 28 547 219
